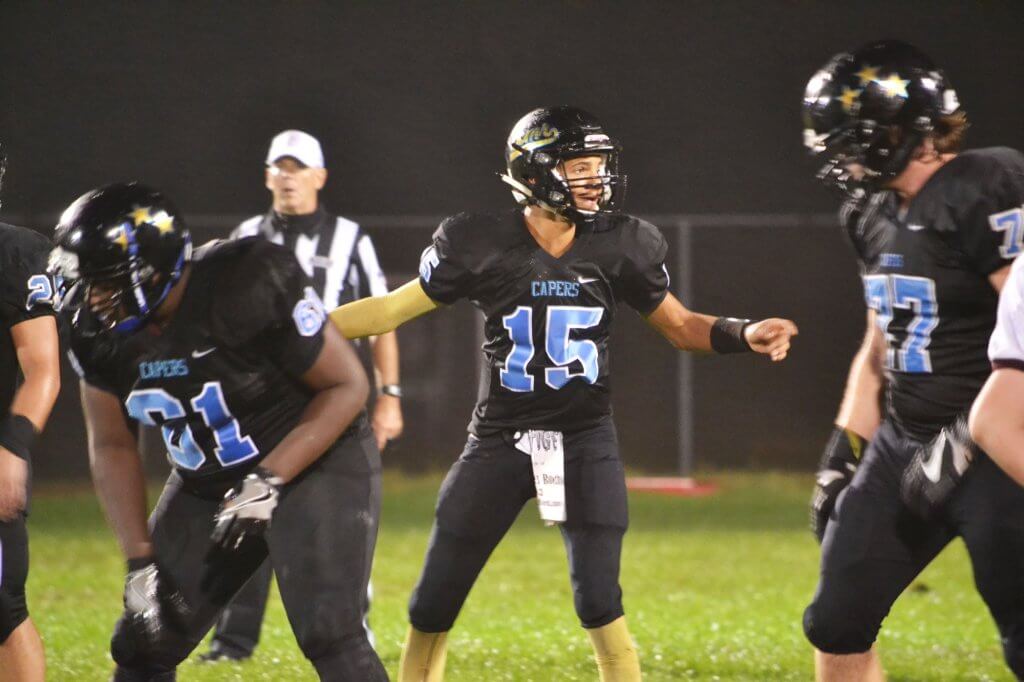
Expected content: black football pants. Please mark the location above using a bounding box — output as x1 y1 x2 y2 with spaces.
208 554 374 657
111 429 387 682
804 420 1024 678
408 419 629 633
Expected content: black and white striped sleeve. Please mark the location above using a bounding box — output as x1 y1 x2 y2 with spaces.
352 232 389 299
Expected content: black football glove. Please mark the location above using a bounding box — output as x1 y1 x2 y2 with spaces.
810 426 864 543
900 415 976 520
122 557 193 642
209 466 282 555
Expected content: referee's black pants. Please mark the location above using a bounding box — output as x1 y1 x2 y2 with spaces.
111 428 386 682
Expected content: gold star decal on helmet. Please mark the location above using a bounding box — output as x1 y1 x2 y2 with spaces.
130 206 153 226
108 224 130 252
877 73 910 99
838 86 862 111
854 65 879 86
130 205 174 234
150 210 174 234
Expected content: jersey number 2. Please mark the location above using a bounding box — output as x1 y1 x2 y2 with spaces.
125 382 259 470
501 306 603 392
863 274 938 373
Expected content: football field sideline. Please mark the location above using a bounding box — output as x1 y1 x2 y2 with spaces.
30 472 1009 681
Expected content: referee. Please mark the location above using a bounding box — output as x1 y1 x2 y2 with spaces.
201 129 403 662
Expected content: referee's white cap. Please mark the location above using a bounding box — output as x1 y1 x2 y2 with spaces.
265 130 324 168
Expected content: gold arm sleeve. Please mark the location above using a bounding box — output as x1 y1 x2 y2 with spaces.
329 278 442 339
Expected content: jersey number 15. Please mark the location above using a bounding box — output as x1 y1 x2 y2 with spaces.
501 305 603 392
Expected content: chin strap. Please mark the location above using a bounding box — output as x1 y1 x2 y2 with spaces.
499 172 597 227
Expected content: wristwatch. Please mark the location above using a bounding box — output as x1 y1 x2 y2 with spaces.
380 384 403 399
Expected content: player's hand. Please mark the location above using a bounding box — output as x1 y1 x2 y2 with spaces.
0 447 28 521
372 395 404 451
809 427 863 542
123 557 193 638
209 467 282 555
900 415 976 520
744 318 799 361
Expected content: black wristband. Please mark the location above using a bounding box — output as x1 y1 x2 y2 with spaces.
126 556 155 573
0 414 36 461
710 317 753 354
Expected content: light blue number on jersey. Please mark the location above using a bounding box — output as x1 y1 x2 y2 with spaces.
989 206 1024 258
124 389 205 470
863 274 938 373
125 382 259 470
501 307 536 391
500 305 604 392
25 274 55 309
545 306 603 389
191 382 259 466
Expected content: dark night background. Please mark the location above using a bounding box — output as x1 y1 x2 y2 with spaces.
1 1 1021 478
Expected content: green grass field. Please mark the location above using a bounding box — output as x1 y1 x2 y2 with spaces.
28 472 1012 681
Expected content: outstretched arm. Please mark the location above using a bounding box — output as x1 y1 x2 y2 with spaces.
645 292 798 361
330 279 442 339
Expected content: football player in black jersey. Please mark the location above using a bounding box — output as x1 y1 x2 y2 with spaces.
49 183 387 681
330 106 798 681
0 142 61 681
802 40 1024 680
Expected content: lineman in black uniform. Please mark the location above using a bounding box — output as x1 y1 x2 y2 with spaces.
202 129 401 662
0 145 61 681
330 106 799 681
802 40 1024 680
50 183 387 681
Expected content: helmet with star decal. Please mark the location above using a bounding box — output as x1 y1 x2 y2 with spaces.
802 39 961 194
49 182 192 335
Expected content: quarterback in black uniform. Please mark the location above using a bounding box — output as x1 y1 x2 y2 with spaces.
330 106 798 681
50 183 387 681
802 40 1024 680
0 143 61 681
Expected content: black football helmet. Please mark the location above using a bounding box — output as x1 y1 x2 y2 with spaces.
500 106 625 224
803 39 960 194
48 182 192 335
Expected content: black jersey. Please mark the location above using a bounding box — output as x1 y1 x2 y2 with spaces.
419 208 669 436
839 190 899 273
843 148 1024 441
0 223 57 414
70 238 348 492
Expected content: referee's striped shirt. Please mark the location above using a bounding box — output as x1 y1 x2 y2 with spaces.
231 208 389 309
